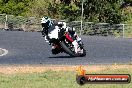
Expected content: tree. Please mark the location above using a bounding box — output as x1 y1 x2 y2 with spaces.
59 4 80 21
60 0 71 4
83 0 125 24
0 0 31 16
0 0 127 24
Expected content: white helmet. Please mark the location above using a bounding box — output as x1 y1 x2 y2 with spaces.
41 17 52 28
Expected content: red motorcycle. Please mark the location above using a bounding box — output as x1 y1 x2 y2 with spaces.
48 26 86 57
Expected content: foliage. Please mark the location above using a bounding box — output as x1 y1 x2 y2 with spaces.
0 0 31 16
29 0 50 17
0 0 131 24
83 0 126 24
124 0 132 3
59 4 80 21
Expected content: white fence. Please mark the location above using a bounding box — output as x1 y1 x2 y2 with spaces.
67 21 132 38
0 15 131 38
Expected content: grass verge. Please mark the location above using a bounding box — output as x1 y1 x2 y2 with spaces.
0 65 132 88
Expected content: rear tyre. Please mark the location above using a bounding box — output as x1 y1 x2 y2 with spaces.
60 41 86 57
60 41 77 57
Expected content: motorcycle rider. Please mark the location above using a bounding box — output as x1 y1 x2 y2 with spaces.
41 17 81 54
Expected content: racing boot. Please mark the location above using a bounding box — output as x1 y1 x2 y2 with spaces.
72 40 80 53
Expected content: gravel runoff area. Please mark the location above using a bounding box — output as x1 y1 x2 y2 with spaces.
0 64 132 74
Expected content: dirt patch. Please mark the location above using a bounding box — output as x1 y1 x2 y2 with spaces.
0 65 132 74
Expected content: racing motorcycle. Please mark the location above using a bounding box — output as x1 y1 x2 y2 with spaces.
45 25 86 57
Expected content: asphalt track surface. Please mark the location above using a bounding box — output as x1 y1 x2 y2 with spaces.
0 31 132 65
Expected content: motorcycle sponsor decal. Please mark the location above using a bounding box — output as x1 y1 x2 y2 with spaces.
76 66 131 85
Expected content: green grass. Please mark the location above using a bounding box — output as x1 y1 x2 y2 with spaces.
0 69 132 88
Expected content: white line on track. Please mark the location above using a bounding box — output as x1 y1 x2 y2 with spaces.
0 48 8 56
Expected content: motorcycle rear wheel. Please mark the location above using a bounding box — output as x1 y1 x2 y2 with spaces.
60 41 86 57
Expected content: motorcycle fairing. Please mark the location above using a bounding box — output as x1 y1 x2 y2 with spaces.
48 26 60 39
65 33 74 43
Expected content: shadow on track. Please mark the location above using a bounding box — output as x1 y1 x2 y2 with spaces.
49 55 75 58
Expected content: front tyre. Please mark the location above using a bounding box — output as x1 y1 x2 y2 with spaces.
79 49 86 57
